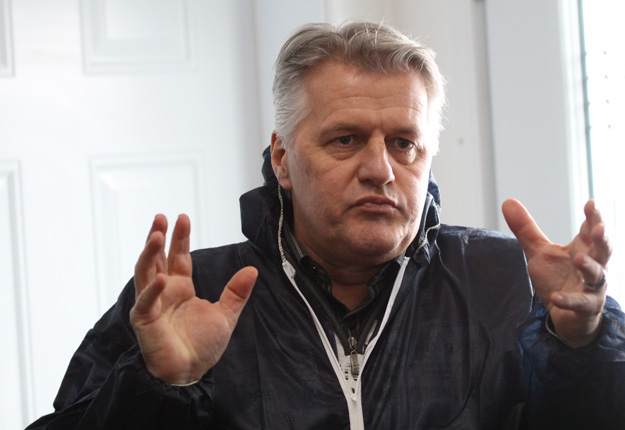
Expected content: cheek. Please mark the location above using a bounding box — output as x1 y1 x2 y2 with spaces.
404 191 424 223
297 172 346 219
288 156 324 203
399 170 430 212
291 154 333 192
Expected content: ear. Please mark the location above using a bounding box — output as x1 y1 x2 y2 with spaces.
271 133 293 190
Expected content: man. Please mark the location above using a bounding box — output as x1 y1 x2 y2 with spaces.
28 21 624 429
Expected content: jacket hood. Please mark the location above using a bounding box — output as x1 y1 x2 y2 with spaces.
240 146 442 260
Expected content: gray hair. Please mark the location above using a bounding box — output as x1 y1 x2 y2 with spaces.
272 21 447 151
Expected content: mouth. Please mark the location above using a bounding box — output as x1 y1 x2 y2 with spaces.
353 196 397 212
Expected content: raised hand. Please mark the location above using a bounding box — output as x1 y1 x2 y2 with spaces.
130 214 257 384
502 199 611 348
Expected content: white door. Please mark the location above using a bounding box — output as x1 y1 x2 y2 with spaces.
0 0 266 426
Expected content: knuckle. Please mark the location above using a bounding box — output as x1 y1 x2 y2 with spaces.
129 307 138 325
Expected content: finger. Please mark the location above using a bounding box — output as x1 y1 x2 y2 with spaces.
146 214 168 243
135 216 169 294
501 199 550 257
135 231 165 288
588 221 612 266
574 252 608 289
218 266 258 328
576 201 603 243
551 289 604 314
166 214 192 277
131 273 167 321
584 200 603 227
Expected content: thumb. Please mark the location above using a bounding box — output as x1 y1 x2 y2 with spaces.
502 199 550 257
218 266 258 324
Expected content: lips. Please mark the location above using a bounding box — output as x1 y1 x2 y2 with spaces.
353 196 397 210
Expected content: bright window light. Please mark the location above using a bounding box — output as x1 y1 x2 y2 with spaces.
580 0 625 305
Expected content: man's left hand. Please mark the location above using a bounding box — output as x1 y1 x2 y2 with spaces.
502 199 612 348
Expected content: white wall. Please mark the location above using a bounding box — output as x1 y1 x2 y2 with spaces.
2 0 268 425
485 0 588 244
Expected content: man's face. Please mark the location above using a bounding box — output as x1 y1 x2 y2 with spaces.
272 61 434 270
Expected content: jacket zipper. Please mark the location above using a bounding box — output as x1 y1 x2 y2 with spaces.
348 336 360 377
282 257 411 430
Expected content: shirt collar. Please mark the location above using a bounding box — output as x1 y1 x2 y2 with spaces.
282 221 403 299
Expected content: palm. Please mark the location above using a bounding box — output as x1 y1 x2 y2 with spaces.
130 214 257 384
503 199 610 347
524 237 583 307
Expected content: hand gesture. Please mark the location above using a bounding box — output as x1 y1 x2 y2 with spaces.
502 199 611 348
130 214 257 384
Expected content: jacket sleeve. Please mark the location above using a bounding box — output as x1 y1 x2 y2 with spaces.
519 296 625 429
25 280 214 430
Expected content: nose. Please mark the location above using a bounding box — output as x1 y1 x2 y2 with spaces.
357 140 395 186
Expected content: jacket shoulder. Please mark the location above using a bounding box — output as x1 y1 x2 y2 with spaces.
190 240 279 301
437 224 521 248
436 224 527 269
433 224 533 324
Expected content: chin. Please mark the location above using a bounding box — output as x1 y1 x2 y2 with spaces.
359 228 415 256
350 239 405 262
336 222 415 260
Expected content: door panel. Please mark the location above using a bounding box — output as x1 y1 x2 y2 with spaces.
0 0 264 424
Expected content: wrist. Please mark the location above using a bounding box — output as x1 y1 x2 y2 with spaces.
146 364 204 386
545 312 603 348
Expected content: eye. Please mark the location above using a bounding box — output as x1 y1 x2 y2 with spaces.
325 134 361 159
336 135 354 145
392 138 415 150
388 137 421 164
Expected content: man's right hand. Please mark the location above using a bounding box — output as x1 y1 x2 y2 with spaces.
130 214 257 385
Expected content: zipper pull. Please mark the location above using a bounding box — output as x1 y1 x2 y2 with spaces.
348 336 359 377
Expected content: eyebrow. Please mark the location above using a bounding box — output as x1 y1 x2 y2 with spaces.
320 123 367 137
391 126 423 139
320 123 423 139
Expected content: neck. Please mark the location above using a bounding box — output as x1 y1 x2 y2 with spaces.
314 257 383 310
331 280 370 310
285 223 389 310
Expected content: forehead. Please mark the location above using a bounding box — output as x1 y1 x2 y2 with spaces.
301 61 428 127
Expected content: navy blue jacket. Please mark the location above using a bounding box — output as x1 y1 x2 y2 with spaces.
28 151 625 429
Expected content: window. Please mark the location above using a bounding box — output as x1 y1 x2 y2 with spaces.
580 0 625 304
